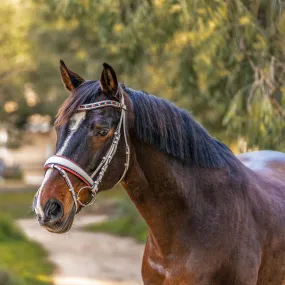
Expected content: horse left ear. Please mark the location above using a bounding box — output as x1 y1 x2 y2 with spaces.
100 63 120 100
59 60 85 92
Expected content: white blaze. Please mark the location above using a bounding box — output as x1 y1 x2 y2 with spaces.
35 112 86 217
57 112 86 155
35 168 53 217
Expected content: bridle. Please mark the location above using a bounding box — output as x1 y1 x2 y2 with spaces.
39 89 130 213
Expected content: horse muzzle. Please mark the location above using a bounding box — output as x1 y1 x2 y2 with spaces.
34 196 75 234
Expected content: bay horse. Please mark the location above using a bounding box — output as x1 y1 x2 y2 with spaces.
33 60 285 285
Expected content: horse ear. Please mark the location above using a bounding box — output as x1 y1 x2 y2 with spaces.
100 63 120 99
59 60 85 92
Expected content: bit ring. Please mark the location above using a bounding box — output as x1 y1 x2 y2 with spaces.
77 186 96 207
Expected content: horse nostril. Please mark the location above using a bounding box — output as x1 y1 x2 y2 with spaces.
50 202 60 215
44 199 64 222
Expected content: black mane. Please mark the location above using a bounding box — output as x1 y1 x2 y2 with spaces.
125 86 235 168
57 81 236 168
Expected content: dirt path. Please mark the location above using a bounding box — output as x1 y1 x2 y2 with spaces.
17 215 145 285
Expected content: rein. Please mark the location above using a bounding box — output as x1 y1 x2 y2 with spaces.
40 91 130 213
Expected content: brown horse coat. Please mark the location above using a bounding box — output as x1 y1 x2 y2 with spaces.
35 62 285 285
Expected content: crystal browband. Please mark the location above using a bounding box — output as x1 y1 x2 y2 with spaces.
77 100 124 111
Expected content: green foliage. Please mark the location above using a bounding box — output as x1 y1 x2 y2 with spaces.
0 269 21 285
86 197 148 242
0 241 53 285
0 215 26 242
0 214 53 285
0 190 36 219
1 0 285 150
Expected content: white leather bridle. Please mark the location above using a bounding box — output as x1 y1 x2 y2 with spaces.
39 91 130 213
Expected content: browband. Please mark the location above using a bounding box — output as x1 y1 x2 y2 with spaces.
77 100 124 111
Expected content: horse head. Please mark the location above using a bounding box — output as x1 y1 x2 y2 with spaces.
33 61 130 233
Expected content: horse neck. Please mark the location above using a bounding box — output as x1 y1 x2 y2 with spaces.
121 92 246 254
122 139 240 254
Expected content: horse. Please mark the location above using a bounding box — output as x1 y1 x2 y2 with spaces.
33 60 285 285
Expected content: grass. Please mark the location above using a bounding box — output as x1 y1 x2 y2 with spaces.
0 190 35 219
0 242 54 285
0 214 54 285
0 187 54 285
85 189 148 243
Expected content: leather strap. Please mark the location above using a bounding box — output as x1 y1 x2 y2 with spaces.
44 155 94 187
77 100 123 111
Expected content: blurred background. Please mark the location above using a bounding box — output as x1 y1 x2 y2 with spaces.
0 0 285 284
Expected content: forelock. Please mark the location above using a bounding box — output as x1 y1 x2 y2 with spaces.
55 81 101 127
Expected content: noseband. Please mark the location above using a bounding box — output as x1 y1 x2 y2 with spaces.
39 91 130 213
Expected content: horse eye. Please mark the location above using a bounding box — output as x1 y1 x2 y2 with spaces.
95 129 109 137
99 129 109 136
90 123 109 137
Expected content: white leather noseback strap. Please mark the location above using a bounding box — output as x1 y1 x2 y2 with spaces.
44 155 94 187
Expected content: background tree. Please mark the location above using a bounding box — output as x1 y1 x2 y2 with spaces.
1 0 284 151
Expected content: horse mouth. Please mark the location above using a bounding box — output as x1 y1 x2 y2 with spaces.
44 208 76 234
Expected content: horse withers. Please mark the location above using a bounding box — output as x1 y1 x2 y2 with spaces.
33 61 285 285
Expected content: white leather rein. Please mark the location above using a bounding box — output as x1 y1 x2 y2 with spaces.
40 93 130 213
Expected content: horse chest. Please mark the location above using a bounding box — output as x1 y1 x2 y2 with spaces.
142 256 194 285
142 241 195 285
